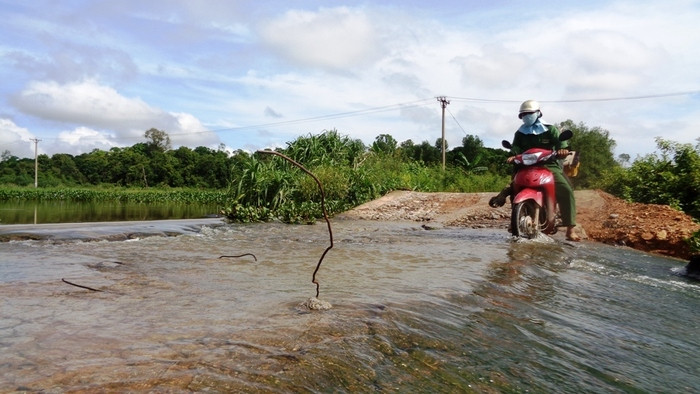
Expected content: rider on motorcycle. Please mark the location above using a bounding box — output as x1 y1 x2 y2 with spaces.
489 100 581 241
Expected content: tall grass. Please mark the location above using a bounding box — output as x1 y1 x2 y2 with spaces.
221 133 510 224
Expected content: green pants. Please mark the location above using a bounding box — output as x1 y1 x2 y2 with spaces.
548 164 577 227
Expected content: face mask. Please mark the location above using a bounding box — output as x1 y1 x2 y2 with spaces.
521 112 539 127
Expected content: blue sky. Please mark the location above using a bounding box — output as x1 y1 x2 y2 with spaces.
1 0 699 160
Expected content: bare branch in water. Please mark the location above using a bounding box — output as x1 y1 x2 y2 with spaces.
256 149 334 298
219 253 258 261
61 278 104 292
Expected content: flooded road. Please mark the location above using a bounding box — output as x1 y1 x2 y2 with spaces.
1 220 698 392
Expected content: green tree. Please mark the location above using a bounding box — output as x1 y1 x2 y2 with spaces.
558 120 618 189
477 146 511 177
460 134 484 163
106 145 149 186
434 137 448 151
617 153 631 167
371 134 398 155
48 153 85 185
193 146 230 188
172 146 198 186
398 139 441 165
75 149 110 185
144 128 171 152
36 154 55 186
0 156 33 185
447 134 486 170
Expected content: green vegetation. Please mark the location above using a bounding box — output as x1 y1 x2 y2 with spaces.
594 137 700 219
1 125 698 251
0 187 228 205
0 128 512 224
592 137 700 253
558 120 619 190
223 130 511 223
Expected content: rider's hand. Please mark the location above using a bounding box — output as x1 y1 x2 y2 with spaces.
507 156 516 163
556 149 570 159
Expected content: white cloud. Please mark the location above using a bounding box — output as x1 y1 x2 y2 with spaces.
12 79 164 131
1 1 699 160
259 6 382 70
0 118 35 158
51 127 117 156
11 79 220 150
452 44 529 90
167 112 219 148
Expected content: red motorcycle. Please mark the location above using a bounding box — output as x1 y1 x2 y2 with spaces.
501 130 573 239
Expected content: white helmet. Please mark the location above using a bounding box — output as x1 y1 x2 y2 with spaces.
518 100 541 118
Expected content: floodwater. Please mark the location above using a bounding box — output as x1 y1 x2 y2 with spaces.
0 200 220 225
0 219 698 392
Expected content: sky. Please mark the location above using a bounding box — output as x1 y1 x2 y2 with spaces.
1 0 699 161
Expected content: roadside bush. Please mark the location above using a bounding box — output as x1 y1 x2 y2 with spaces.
596 138 700 220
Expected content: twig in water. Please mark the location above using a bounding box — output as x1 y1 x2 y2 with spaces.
256 149 334 298
219 253 258 261
61 278 104 292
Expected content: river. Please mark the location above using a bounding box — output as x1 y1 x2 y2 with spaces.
0 219 698 392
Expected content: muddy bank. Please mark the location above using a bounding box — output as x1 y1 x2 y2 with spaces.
337 189 699 260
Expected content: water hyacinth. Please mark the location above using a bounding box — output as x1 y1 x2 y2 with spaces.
0 187 229 205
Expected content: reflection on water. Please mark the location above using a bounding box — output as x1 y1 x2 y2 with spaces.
0 220 698 392
0 200 220 225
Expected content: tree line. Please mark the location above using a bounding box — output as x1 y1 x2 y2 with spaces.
1 122 698 224
0 122 613 189
0 127 514 189
1 129 231 188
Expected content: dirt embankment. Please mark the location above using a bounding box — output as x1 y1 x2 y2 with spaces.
337 189 699 260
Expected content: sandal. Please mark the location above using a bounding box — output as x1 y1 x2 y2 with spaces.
489 194 506 208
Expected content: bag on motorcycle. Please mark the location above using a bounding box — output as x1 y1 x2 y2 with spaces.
563 151 580 177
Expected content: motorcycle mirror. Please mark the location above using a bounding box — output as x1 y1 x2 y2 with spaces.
501 140 512 150
559 129 573 141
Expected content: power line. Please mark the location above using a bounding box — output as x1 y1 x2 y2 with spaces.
28 98 437 142
27 89 700 143
199 89 699 137
199 98 436 135
448 90 700 104
446 107 466 136
546 90 700 103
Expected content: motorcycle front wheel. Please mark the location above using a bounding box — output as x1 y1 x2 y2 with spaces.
511 200 541 239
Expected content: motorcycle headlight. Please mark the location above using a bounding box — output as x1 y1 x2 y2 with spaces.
521 153 540 165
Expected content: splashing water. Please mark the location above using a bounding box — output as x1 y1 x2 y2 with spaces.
512 232 557 243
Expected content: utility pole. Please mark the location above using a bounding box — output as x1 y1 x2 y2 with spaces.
30 138 41 188
437 96 450 170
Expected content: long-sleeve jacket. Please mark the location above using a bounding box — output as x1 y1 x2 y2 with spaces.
510 124 569 155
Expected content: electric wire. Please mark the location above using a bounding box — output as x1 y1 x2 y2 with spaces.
29 90 699 143
448 90 700 104
32 98 436 142
207 98 435 134
446 107 467 136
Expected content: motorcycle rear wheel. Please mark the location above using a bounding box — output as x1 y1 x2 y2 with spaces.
511 200 541 238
